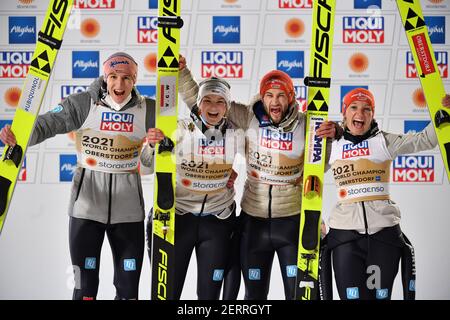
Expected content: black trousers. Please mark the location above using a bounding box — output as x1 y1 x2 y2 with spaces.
329 227 403 300
240 211 300 300
69 217 144 300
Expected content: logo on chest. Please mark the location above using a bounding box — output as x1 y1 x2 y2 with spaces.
100 112 134 132
260 129 293 151
197 138 225 155
342 141 370 159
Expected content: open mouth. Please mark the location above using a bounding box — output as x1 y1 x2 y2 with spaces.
113 89 125 96
270 106 282 116
352 119 365 129
207 111 220 119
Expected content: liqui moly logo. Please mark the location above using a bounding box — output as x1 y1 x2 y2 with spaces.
261 129 293 151
278 0 312 8
73 0 116 9
100 112 134 132
212 16 240 44
406 51 447 78
198 138 225 155
61 85 88 99
343 16 384 43
295 85 307 112
201 51 243 78
342 141 370 159
0 51 32 78
137 16 158 43
425 16 445 44
393 155 434 182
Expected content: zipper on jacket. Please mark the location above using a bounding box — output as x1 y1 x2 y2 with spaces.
107 173 112 225
268 185 273 219
75 168 86 201
199 194 208 215
361 201 369 235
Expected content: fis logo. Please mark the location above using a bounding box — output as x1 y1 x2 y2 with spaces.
136 85 156 99
260 129 293 151
0 51 32 78
100 112 134 132
84 257 96 270
61 85 88 100
404 120 430 134
286 265 297 278
277 51 304 78
0 120 13 147
342 141 370 159
406 51 448 78
213 269 224 281
278 0 312 8
201 51 243 78
9 16 36 44
137 16 158 43
73 0 116 9
198 138 225 155
212 16 240 44
60 154 77 182
346 287 360 300
393 155 434 183
123 259 136 271
340 85 369 113
295 85 307 112
343 16 384 43
425 16 445 44
248 269 261 280
72 51 99 78
354 0 381 9
157 249 168 300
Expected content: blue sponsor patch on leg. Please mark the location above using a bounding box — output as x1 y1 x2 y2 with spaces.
123 259 136 271
248 268 261 280
376 288 389 299
346 287 360 299
213 269 224 281
409 280 416 292
84 257 96 270
286 265 297 278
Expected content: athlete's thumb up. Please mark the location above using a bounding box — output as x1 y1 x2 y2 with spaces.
0 125 16 147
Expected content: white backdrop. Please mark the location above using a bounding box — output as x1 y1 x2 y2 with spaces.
0 0 450 300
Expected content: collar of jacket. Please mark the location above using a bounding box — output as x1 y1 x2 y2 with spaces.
252 99 299 132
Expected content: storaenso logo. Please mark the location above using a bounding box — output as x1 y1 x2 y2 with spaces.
311 0 332 80
157 249 168 300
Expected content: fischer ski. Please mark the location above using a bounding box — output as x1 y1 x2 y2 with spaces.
151 0 183 300
295 0 336 300
396 0 450 181
0 0 73 235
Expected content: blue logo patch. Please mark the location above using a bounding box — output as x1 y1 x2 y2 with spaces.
376 288 389 299
249 268 261 280
51 105 64 113
124 259 136 271
149 0 158 9
136 85 156 99
9 16 36 44
409 280 416 292
213 16 240 44
346 287 360 299
213 269 224 281
425 16 445 44
404 120 430 134
85 257 96 270
354 0 382 9
72 51 99 78
286 265 297 278
59 154 77 182
276 51 304 78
